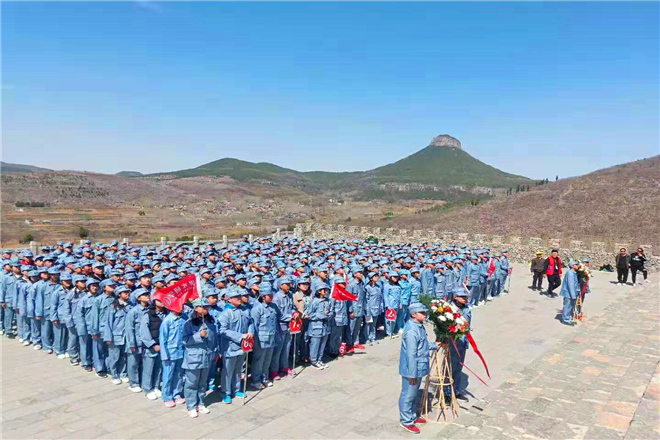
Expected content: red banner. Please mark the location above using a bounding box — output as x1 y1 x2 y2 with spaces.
242 338 254 353
289 316 302 334
466 333 491 379
151 274 200 313
331 283 357 301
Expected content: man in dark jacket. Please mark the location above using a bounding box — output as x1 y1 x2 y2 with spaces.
630 248 648 286
530 251 545 291
544 249 562 297
615 248 631 286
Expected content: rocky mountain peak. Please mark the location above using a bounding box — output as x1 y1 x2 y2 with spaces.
429 134 461 149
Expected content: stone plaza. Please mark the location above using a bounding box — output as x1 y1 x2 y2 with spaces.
2 263 658 439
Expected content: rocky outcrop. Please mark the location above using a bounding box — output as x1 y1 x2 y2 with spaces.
429 134 461 149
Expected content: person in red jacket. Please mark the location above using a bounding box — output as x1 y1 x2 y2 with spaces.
544 249 562 297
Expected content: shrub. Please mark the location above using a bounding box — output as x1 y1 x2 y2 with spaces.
138 210 146 216
78 227 89 238
19 233 34 244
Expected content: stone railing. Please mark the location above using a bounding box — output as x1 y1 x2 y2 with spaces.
294 223 657 270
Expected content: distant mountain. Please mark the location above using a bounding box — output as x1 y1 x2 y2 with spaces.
1 161 52 174
116 171 144 177
385 155 660 248
156 135 531 200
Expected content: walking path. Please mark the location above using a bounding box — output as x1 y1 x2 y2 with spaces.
1 264 657 439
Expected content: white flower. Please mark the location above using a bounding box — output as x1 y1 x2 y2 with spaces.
456 317 465 325
431 306 438 312
444 312 453 320
439 315 447 322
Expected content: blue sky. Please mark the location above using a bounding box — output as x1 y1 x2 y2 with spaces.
3 1 658 179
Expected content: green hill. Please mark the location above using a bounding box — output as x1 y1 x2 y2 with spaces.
151 136 532 200
364 145 529 187
1 161 52 174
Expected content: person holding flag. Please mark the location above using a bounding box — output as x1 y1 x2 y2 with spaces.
249 283 278 389
327 276 351 358
307 280 333 370
270 276 295 380
182 298 217 418
219 288 254 404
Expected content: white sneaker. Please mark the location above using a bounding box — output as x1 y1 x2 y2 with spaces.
198 406 210 414
18 338 24 343
34 345 42 350
189 409 198 418
0 330 5 335
45 349 53 354
146 391 158 400
121 377 129 383
646 280 651 284
129 385 142 393
65 352 71 358
112 378 122 385
154 389 162 398
57 354 67 359
23 341 31 346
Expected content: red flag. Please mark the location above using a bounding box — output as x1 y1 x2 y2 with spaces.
151 274 201 313
385 308 397 321
331 283 357 301
289 316 302 334
487 258 496 277
242 338 254 352
466 333 491 379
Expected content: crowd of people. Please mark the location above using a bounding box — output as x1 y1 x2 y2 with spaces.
0 237 512 419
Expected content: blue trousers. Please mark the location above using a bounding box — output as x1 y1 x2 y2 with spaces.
79 334 92 367
309 335 328 363
561 297 576 324
67 326 80 361
327 323 345 354
270 331 291 373
184 368 209 410
399 377 422 425
31 318 42 346
52 322 67 354
446 340 467 396
385 314 397 336
251 345 274 384
500 274 509 293
93 338 107 372
487 278 500 299
207 356 219 389
365 316 377 343
127 349 141 387
3 307 16 336
108 344 126 379
141 347 162 392
350 316 365 346
478 280 487 303
19 315 31 341
396 306 408 333
222 354 244 397
468 284 481 307
41 319 53 351
161 358 184 402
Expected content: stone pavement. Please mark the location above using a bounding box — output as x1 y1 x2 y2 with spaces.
1 264 658 439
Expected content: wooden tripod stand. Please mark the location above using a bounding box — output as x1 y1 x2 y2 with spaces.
422 343 459 422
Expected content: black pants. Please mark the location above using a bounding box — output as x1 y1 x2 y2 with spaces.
617 267 629 284
532 272 544 290
631 266 647 284
547 275 561 295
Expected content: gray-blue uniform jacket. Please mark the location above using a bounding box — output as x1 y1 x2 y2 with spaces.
103 300 132 345
398 319 436 379
182 314 218 370
218 304 254 358
250 301 279 349
560 269 579 299
365 282 384 317
306 296 333 337
347 278 366 317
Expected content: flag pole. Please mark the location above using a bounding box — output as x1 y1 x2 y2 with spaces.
292 333 297 377
242 350 249 406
